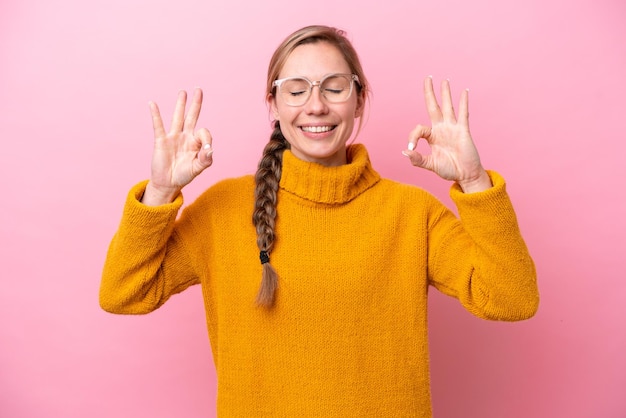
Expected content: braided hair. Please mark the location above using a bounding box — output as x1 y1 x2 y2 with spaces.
252 122 289 307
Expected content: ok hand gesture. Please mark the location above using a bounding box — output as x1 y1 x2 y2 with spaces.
402 77 491 193
142 88 214 206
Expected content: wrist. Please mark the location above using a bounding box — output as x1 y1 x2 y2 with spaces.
141 182 181 206
457 169 492 193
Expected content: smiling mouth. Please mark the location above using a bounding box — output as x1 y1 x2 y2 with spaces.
300 125 336 133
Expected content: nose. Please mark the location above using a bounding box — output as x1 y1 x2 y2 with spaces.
304 83 328 115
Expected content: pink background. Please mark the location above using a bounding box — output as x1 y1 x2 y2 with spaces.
1 0 624 416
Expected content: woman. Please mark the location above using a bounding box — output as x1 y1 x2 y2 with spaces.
100 25 539 417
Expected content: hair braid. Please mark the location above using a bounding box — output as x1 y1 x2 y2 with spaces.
252 121 289 307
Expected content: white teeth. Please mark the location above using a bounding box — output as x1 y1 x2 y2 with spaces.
301 126 333 133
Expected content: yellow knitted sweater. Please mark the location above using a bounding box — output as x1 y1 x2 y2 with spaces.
100 144 539 417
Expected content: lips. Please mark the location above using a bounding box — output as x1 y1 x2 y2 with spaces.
300 125 336 133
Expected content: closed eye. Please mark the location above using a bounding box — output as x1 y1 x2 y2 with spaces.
324 88 344 95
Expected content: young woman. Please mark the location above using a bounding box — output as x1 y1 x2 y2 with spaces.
100 25 539 417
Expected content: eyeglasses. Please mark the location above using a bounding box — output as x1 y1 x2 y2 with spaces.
272 73 360 107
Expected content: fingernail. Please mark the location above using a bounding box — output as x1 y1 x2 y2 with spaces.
206 150 213 158
401 151 410 157
203 143 211 150
408 142 415 151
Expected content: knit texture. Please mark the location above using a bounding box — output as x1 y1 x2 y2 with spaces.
100 144 539 417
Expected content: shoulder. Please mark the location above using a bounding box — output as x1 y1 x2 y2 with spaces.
191 175 255 210
375 177 442 204
361 177 450 221
205 174 255 195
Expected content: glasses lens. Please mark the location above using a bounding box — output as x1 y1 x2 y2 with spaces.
280 78 311 106
320 75 353 103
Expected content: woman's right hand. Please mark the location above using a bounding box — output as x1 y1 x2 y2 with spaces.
142 88 214 206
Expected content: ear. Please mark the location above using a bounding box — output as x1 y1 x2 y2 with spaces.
354 90 366 118
267 93 279 120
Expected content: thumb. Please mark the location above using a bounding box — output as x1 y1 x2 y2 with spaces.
195 128 214 169
402 148 430 169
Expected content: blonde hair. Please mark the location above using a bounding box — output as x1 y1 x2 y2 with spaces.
252 25 370 307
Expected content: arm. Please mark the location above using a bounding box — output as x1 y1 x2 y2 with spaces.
428 171 539 321
99 88 214 313
99 182 199 314
404 77 538 319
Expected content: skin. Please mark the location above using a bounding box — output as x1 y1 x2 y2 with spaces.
402 76 491 193
142 89 213 206
141 47 490 206
267 42 365 167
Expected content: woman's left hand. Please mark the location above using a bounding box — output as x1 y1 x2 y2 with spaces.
402 77 492 193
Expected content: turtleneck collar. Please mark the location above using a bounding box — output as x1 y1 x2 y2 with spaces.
279 144 381 205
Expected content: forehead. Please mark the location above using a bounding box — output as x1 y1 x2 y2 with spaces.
278 42 352 79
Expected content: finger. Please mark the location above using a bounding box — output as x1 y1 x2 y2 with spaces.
458 88 470 127
441 79 457 123
408 124 432 148
170 90 188 133
149 101 167 139
195 128 214 167
184 87 203 133
424 76 442 124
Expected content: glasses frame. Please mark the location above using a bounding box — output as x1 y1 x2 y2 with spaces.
272 73 360 107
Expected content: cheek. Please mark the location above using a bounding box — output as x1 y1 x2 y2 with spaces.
277 109 295 125
273 102 296 122
341 105 358 125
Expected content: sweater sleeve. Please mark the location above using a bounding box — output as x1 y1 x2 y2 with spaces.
427 171 539 321
99 181 201 314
